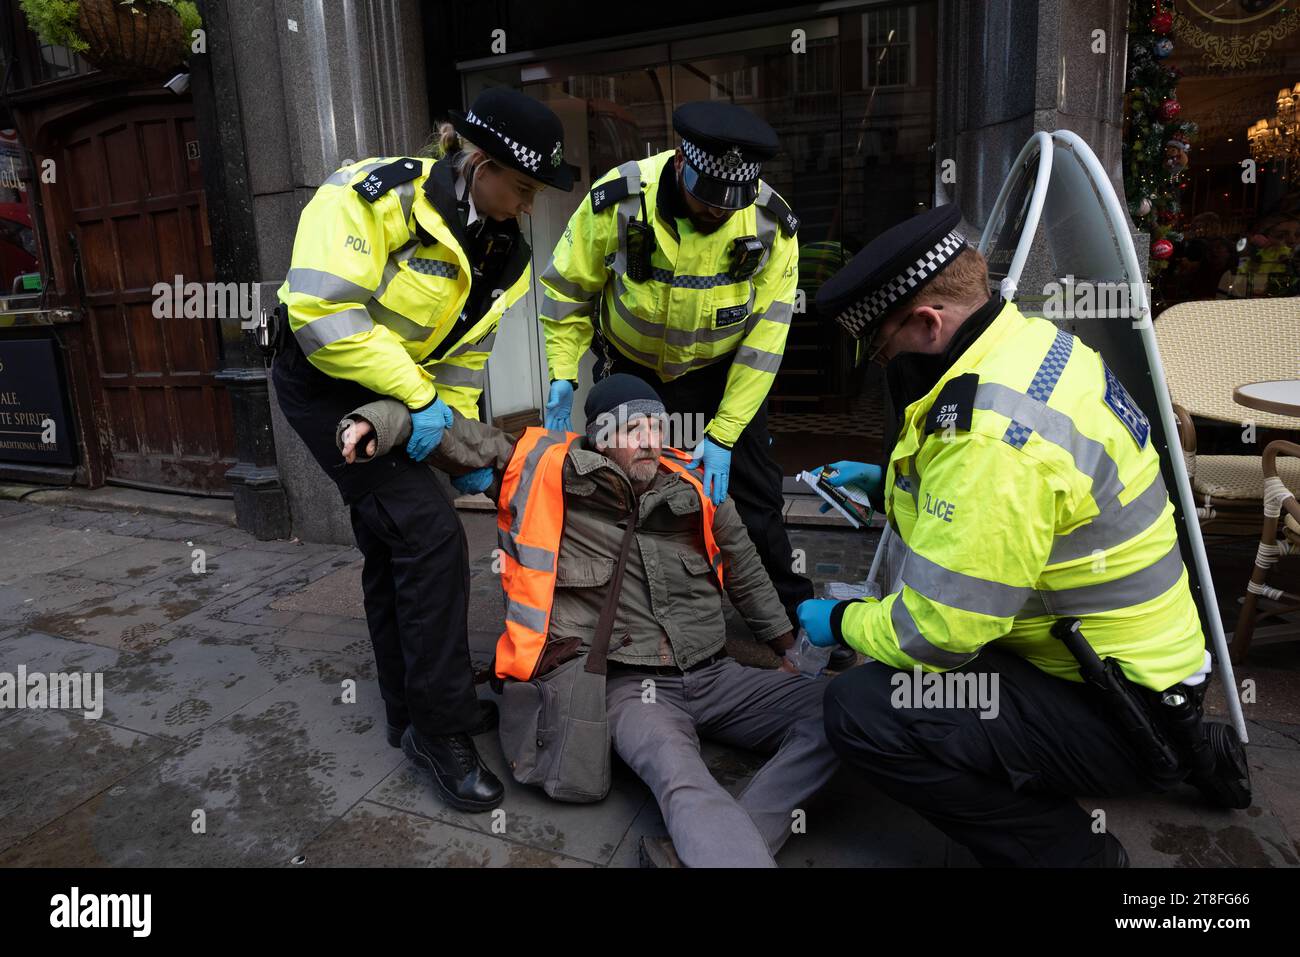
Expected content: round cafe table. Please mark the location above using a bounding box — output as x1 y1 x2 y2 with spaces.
1229 379 1300 662
1233 379 1300 419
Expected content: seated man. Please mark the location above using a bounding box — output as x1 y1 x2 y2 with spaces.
336 374 839 868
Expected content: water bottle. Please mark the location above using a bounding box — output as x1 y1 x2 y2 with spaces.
786 628 832 677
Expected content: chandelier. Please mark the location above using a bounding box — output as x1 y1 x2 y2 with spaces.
1248 82 1300 163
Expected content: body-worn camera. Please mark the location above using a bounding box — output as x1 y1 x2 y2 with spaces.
730 236 765 281
625 188 657 282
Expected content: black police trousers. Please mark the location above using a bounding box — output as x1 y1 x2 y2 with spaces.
271 338 480 738
823 648 1186 866
603 352 814 624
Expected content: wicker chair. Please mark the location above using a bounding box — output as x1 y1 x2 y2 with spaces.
1231 441 1300 661
1154 297 1300 535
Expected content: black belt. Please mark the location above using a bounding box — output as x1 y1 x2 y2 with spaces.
607 649 728 677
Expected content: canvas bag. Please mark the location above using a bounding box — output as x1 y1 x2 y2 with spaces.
498 507 638 802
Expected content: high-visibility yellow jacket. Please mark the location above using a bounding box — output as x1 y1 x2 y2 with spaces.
277 156 532 419
835 300 1206 691
539 151 799 446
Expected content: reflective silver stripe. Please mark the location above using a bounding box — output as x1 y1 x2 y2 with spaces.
890 595 978 669
508 431 570 536
974 382 1125 510
600 317 720 378
1019 542 1185 618
754 299 793 326
286 267 374 303
430 364 485 389
498 530 556 573
374 243 419 300
754 183 779 256
1049 473 1170 564
540 296 592 322
448 330 496 358
610 276 744 348
506 597 549 633
541 259 599 301
394 180 416 224
734 345 783 374
900 546 1030 619
321 158 391 187
293 308 373 354
367 299 433 342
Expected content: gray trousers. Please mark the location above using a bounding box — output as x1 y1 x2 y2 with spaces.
606 657 840 868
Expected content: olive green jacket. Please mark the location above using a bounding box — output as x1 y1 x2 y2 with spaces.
336 400 790 668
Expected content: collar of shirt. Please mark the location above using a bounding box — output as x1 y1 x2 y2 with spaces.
454 169 482 229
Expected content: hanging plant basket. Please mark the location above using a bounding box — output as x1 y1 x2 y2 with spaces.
76 0 185 79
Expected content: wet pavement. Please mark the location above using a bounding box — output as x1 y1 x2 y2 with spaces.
0 497 1297 868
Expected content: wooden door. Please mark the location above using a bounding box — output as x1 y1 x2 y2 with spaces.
61 100 235 492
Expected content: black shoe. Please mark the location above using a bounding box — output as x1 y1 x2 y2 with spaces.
400 725 505 813
827 645 858 672
385 700 499 748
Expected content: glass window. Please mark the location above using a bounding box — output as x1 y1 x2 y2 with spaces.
0 128 45 304
1129 4 1300 307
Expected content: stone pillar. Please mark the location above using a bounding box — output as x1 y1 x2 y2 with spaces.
934 0 1137 289
198 0 433 545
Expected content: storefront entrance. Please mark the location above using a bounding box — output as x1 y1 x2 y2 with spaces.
462 2 937 468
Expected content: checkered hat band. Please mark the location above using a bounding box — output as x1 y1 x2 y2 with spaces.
465 110 542 174
681 138 761 183
835 230 968 337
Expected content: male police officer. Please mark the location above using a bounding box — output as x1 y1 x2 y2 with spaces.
797 205 1249 866
538 102 815 633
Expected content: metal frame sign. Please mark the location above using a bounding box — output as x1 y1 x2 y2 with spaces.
978 130 1247 740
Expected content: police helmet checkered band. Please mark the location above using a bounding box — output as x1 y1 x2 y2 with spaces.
464 109 543 174
682 138 762 183
835 230 969 338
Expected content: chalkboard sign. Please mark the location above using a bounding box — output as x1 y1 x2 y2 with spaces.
0 338 75 466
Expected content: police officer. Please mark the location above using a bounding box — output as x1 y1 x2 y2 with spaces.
797 205 1248 866
539 101 814 633
272 88 576 812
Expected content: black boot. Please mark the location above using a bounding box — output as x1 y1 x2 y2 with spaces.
386 700 499 748
400 725 505 813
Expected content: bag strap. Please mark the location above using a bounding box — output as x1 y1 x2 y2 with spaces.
585 507 639 676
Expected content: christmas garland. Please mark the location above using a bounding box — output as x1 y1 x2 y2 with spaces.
1124 0 1199 275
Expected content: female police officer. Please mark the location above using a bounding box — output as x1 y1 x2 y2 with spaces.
272 88 576 812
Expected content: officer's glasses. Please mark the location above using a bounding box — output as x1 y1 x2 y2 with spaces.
865 315 908 365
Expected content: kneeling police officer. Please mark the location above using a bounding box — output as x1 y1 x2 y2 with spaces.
799 205 1250 866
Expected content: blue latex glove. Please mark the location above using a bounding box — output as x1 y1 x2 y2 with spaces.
797 599 840 647
688 437 732 505
814 460 884 513
544 380 574 431
406 397 454 462
451 467 494 495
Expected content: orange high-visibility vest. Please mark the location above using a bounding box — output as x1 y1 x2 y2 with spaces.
495 429 723 681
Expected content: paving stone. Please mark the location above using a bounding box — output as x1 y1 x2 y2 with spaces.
0 664 401 866
365 694 651 867
0 709 174 855
295 801 591 868
57 537 233 587
0 572 123 624
1083 785 1299 867
0 524 142 585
